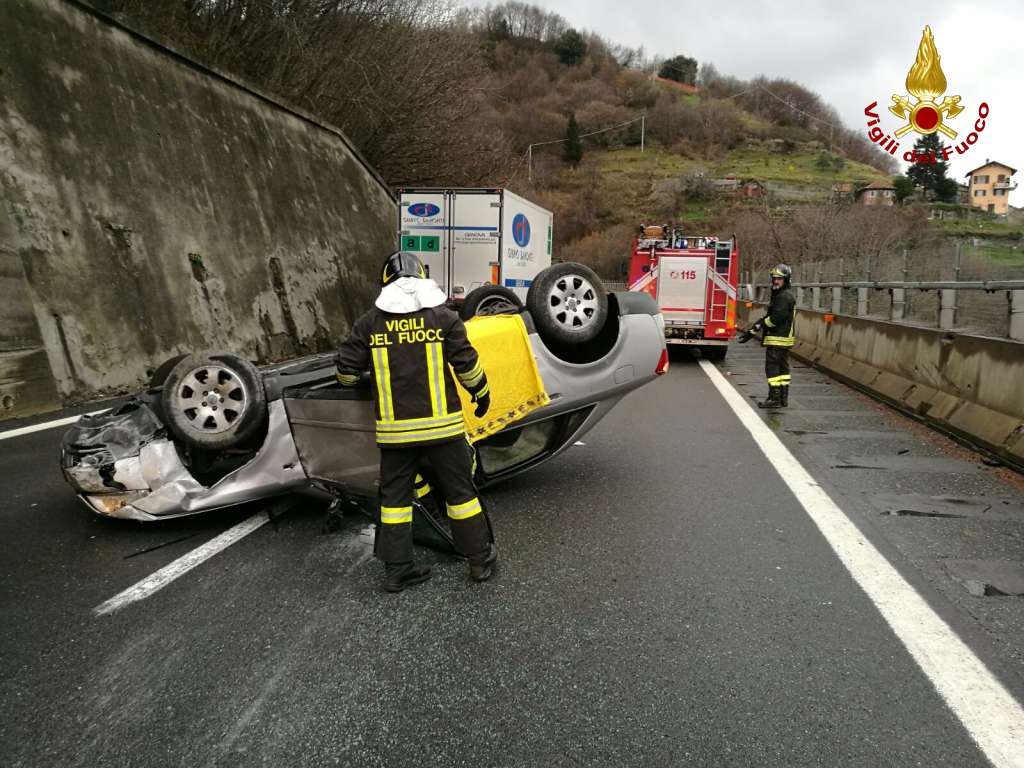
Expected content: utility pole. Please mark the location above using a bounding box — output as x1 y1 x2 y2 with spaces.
640 115 645 153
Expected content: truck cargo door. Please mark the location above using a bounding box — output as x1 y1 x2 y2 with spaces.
399 192 449 294
656 256 708 326
450 192 501 301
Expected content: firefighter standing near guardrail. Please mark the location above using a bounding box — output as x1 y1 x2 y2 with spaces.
335 251 496 593
740 264 796 409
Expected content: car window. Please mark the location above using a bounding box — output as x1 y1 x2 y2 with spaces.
477 420 557 474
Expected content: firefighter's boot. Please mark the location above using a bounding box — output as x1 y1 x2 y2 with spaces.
468 543 498 582
450 514 496 582
376 522 431 593
757 386 783 409
383 563 432 593
779 386 789 408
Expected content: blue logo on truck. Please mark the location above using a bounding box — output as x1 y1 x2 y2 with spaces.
408 202 441 217
511 214 531 247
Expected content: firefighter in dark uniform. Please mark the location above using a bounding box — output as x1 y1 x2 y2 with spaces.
335 251 496 592
740 264 796 409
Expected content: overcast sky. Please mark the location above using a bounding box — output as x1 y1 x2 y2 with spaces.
465 0 1020 205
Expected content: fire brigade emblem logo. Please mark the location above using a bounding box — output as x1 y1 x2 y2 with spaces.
864 26 988 163
888 25 963 139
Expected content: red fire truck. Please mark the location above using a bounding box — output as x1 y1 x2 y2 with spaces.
626 225 739 360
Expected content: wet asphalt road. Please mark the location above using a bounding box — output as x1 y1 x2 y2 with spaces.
2 347 1023 767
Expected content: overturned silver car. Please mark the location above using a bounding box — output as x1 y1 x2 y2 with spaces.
62 277 667 522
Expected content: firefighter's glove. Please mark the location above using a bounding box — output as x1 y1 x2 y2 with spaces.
738 330 754 344
472 391 491 419
335 367 361 387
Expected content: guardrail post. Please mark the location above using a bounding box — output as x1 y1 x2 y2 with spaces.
832 286 842 315
1010 290 1024 341
891 288 906 321
939 288 958 329
857 287 869 316
797 287 805 307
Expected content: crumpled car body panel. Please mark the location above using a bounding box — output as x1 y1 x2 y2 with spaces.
65 401 307 521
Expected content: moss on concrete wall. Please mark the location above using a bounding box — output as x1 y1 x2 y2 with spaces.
0 0 396 418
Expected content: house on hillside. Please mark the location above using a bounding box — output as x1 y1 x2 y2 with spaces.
712 175 739 194
831 182 856 203
856 180 896 207
740 179 766 199
964 160 1017 215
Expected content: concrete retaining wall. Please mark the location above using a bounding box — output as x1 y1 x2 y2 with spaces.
738 303 1024 470
1 0 396 419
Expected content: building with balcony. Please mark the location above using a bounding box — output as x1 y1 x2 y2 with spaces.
965 160 1017 215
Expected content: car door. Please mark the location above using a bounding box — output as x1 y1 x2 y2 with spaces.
283 378 380 496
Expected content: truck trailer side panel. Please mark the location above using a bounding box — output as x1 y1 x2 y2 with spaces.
500 191 553 301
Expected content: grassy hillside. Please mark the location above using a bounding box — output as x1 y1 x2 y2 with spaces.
514 143 898 277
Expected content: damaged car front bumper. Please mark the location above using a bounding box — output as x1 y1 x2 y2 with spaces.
62 399 307 521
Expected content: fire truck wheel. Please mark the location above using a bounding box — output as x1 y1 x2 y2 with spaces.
527 262 608 345
459 285 523 320
702 346 728 362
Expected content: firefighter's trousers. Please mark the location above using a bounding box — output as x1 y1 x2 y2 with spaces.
376 438 490 565
765 346 791 390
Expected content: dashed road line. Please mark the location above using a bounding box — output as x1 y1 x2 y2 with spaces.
0 410 110 441
94 511 271 616
700 358 1024 768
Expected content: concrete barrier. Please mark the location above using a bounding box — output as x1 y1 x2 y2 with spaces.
738 303 1024 471
1 0 396 419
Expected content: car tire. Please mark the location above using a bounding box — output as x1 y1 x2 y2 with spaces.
702 346 727 362
160 353 267 450
148 354 190 387
526 262 608 345
459 285 523 320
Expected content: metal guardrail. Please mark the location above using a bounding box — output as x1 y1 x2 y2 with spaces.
742 281 1024 341
793 280 1024 290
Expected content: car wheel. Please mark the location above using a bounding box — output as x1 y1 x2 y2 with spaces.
148 354 189 387
459 285 523 320
526 262 608 345
160 353 267 450
702 346 727 362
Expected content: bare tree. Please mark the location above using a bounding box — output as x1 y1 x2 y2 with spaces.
107 0 513 184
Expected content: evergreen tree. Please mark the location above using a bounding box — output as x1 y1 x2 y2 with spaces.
563 113 582 166
906 133 957 202
893 175 916 203
658 54 698 85
554 29 587 66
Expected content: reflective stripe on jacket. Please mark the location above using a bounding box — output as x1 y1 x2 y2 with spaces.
762 287 796 348
335 306 488 446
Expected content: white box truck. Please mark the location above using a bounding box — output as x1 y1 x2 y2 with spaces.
397 188 553 304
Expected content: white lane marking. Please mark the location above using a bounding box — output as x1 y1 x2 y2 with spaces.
699 359 1024 768
0 409 110 441
94 512 271 616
